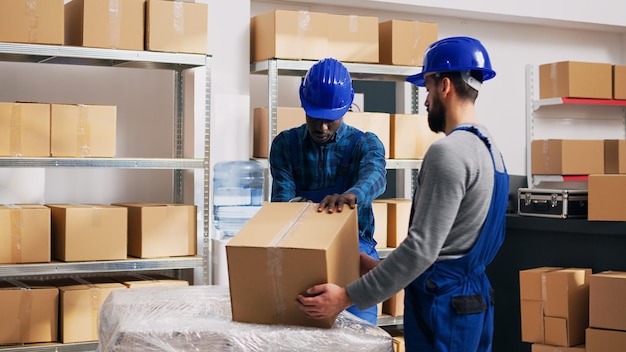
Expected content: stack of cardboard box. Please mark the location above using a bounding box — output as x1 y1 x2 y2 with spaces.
586 271 626 351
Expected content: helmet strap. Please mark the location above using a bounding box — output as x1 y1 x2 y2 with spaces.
461 70 482 91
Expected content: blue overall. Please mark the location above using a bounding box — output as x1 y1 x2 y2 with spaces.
289 129 379 324
403 126 509 352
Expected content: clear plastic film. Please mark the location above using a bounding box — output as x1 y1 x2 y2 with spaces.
97 285 393 352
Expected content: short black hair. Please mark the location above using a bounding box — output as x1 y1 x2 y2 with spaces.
432 71 482 102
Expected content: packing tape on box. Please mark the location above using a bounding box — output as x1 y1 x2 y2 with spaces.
173 1 184 34
77 105 92 157
541 272 548 302
8 279 33 343
267 202 313 320
74 277 103 338
295 11 311 55
26 0 40 43
549 63 559 97
10 104 23 157
8 204 24 263
349 15 359 33
108 0 121 49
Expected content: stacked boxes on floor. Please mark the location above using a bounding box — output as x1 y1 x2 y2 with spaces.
586 271 626 351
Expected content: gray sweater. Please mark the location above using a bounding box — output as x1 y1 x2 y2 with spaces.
347 123 506 309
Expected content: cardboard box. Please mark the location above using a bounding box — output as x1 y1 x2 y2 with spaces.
252 107 304 158
48 204 127 262
521 299 547 343
613 65 626 100
226 202 359 328
519 267 563 301
372 201 388 248
588 174 626 221
604 140 626 174
0 280 58 344
327 14 379 64
50 103 117 157
531 139 604 175
113 203 196 258
531 343 585 352
49 277 126 343
390 114 442 159
0 102 51 157
539 61 613 99
251 9 328 62
586 327 626 352
0 0 64 45
0 204 50 264
65 0 145 50
343 112 391 159
146 0 208 54
589 271 626 331
374 198 411 247
113 273 189 288
382 289 404 317
379 20 438 67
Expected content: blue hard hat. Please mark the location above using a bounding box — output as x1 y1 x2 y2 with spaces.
407 36 496 87
299 58 354 120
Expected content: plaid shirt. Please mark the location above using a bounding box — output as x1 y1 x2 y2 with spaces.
269 122 387 247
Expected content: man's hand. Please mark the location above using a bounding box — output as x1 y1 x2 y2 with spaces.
359 252 381 276
296 283 352 320
318 193 356 213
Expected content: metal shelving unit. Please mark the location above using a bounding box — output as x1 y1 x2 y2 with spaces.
0 42 211 352
525 64 626 189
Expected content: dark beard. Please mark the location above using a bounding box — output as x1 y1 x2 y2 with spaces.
427 93 446 133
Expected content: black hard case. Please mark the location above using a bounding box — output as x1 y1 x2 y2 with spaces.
517 188 588 219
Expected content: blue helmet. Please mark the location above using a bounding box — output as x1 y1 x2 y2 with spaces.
299 58 354 120
407 36 496 87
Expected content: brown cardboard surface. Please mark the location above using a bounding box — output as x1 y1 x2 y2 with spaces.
531 139 604 175
586 328 626 352
588 174 626 221
112 273 189 288
603 140 626 174
251 9 328 62
343 111 390 159
390 114 442 159
0 0 64 45
226 202 359 328
374 198 411 247
327 14 379 64
372 201 388 248
544 316 569 347
0 102 51 157
521 299 546 343
65 0 145 50
50 103 117 157
519 267 563 301
114 203 196 258
612 65 626 100
0 205 50 264
252 107 304 158
0 280 58 344
539 61 613 99
589 271 626 331
48 204 127 262
379 20 438 67
146 0 208 54
531 343 585 352
382 289 404 317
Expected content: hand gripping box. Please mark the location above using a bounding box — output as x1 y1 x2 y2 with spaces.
226 202 359 328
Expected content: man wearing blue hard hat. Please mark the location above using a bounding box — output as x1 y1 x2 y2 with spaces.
269 57 388 324
296 37 509 352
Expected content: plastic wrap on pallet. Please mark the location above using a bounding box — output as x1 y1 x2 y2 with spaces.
97 285 393 352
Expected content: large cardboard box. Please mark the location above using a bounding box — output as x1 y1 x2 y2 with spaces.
0 204 50 264
521 300 546 343
519 267 563 301
531 344 585 352
226 202 359 328
252 107 304 158
327 14 379 64
0 0 64 45
613 65 626 100
113 203 196 258
379 20 438 67
48 204 127 262
374 198 411 248
586 328 626 352
50 103 117 157
343 111 391 159
372 201 388 248
146 0 208 54
539 61 613 99
0 102 51 157
531 139 604 175
603 140 626 174
251 9 328 62
0 280 58 344
49 277 126 343
65 0 145 50
589 271 626 331
588 174 626 221
390 114 442 159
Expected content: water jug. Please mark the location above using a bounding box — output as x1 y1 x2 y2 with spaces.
212 160 264 238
